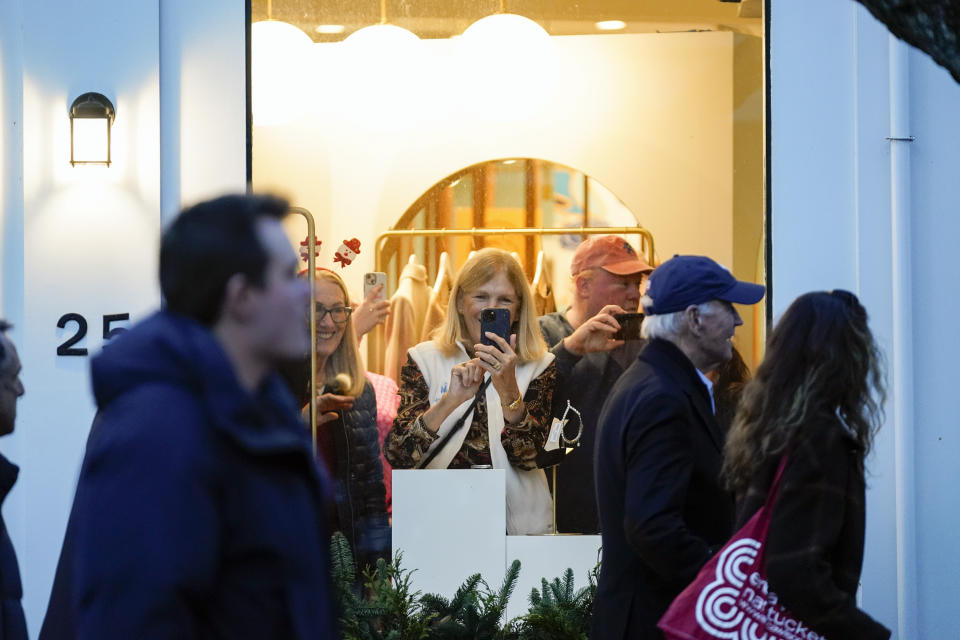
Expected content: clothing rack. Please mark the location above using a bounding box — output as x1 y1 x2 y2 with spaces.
368 225 656 374
373 225 655 272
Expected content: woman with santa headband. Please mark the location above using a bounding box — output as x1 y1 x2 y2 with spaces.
287 268 391 574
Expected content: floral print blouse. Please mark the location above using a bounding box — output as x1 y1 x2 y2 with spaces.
384 353 556 470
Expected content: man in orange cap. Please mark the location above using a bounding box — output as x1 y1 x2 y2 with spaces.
538 235 653 534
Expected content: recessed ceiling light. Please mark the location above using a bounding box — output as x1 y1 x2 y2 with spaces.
595 20 626 31
315 24 345 34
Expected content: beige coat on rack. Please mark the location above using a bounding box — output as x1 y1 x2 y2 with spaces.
532 251 557 316
420 252 454 342
384 259 431 383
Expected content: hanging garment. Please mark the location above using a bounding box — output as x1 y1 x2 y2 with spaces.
383 262 431 383
531 251 556 316
420 252 454 342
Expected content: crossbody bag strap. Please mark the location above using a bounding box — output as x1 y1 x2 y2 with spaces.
417 377 492 469
762 454 791 509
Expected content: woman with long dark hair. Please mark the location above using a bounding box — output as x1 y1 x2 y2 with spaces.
722 290 890 639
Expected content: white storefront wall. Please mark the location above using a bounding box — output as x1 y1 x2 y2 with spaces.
771 1 960 637
0 0 246 634
1 0 957 637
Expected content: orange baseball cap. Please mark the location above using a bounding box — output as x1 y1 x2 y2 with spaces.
570 235 653 277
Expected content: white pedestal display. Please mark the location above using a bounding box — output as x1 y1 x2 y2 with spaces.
392 469 602 622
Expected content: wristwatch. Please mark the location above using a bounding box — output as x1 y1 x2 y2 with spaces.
504 392 523 412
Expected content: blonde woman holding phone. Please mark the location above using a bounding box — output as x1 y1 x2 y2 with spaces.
384 248 556 534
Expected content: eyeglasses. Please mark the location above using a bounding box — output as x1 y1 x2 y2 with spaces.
315 304 352 324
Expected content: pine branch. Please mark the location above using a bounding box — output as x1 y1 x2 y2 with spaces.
447 573 483 615
496 560 521 611
561 568 575 602
527 587 542 607
539 578 554 606
419 593 450 616
330 531 357 587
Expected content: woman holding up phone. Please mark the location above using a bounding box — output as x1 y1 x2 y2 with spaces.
383 248 556 534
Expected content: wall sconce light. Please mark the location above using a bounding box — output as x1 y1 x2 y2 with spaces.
70 92 115 166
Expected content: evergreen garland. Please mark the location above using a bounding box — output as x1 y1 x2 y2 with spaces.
329 532 598 639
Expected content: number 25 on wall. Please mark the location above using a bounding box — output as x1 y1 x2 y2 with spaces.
56 313 130 356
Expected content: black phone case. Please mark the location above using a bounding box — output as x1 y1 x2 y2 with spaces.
480 308 511 349
613 313 644 341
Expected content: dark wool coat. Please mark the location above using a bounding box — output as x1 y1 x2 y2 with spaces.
591 338 734 640
39 312 338 640
0 454 27 640
736 416 891 640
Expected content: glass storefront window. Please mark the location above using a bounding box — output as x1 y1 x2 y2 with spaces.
250 0 765 367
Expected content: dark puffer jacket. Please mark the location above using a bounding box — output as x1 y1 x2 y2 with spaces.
317 382 391 573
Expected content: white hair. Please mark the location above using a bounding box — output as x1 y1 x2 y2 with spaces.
640 296 718 341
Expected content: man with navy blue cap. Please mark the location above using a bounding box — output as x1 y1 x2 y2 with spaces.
591 255 765 640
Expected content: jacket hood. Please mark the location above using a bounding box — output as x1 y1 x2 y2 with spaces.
92 311 216 409
91 311 308 456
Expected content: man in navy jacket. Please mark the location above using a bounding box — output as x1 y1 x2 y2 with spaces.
0 321 27 640
40 195 338 640
591 255 764 640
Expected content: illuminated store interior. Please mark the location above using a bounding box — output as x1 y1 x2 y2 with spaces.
249 0 767 368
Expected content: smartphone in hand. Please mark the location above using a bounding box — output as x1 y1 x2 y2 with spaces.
363 272 387 301
480 308 511 350
613 312 644 341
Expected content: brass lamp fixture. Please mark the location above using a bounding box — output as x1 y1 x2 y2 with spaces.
69 92 115 167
